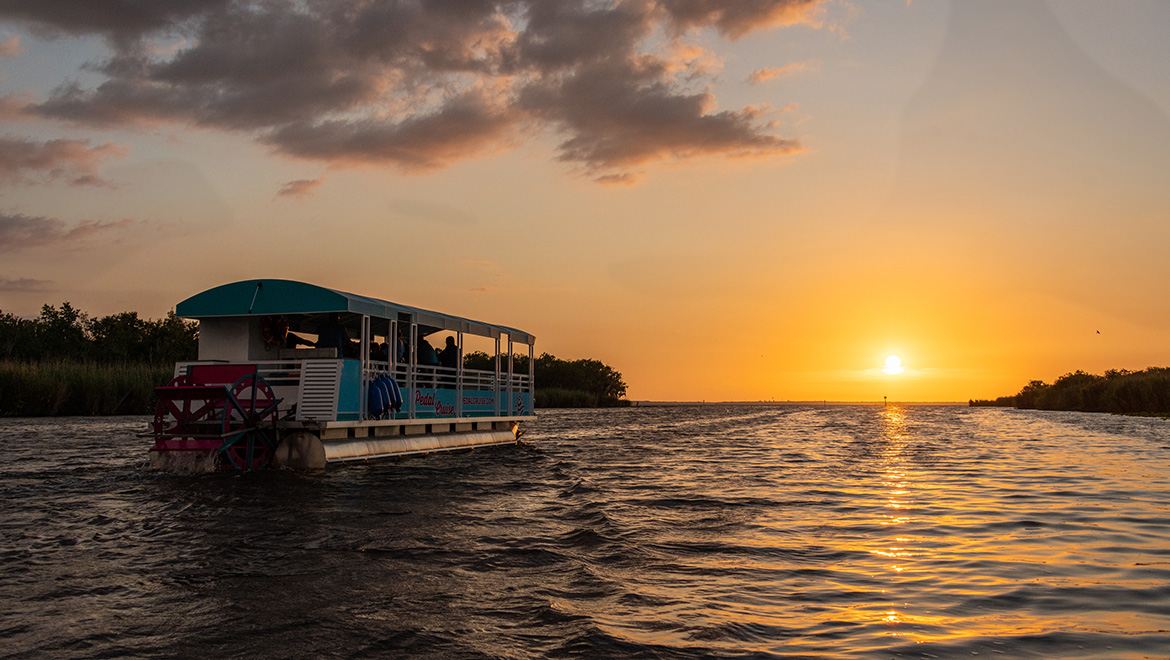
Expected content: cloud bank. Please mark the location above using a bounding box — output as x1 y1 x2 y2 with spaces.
0 212 132 252
276 177 323 198
0 135 126 186
0 276 52 293
2 0 822 180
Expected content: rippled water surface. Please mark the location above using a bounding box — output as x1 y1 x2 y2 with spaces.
2 406 1170 659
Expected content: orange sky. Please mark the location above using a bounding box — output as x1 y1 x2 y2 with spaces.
2 1 1169 402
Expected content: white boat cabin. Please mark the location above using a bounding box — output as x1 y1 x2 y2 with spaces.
173 279 535 427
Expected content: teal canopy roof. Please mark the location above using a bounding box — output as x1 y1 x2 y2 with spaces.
175 279 534 344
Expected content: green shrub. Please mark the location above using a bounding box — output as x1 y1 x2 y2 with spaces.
989 367 1170 415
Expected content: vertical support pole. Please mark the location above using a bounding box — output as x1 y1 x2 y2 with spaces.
494 335 501 417
528 339 535 414
455 330 464 417
408 321 417 419
389 318 398 376
386 317 395 418
507 336 514 416
360 314 370 420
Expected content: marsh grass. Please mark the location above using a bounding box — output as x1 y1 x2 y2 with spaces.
536 387 631 408
0 361 173 417
536 387 598 408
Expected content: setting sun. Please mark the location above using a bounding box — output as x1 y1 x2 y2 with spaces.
882 355 905 375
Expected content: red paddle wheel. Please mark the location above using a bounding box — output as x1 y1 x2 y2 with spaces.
151 365 281 471
221 374 280 470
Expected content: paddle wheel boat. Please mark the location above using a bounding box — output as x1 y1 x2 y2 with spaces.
148 279 535 471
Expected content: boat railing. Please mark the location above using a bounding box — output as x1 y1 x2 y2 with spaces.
174 358 531 421
173 360 304 388
360 361 528 391
176 360 531 388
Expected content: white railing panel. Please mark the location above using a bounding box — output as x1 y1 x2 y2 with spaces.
298 360 342 421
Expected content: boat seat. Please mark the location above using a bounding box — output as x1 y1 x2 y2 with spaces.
188 364 258 386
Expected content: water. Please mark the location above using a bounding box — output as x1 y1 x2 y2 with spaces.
2 406 1169 659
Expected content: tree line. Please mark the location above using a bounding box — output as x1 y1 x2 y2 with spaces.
0 302 198 365
970 367 1170 414
465 351 629 407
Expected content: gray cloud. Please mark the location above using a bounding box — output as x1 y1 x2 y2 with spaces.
522 58 801 178
0 135 127 186
266 87 518 170
0 276 52 292
0 212 131 252
12 0 825 179
276 177 323 198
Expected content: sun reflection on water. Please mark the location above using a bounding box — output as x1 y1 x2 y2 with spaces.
871 406 935 640
878 406 915 529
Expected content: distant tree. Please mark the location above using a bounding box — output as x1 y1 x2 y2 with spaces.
996 367 1170 414
0 304 197 366
535 354 627 403
0 310 37 360
969 395 1015 407
36 302 89 362
1014 379 1049 409
464 351 501 371
89 311 148 363
144 311 199 364
463 350 628 406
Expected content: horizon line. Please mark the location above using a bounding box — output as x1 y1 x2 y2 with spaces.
630 400 969 406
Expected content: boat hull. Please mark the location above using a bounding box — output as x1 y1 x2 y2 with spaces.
318 427 519 464
149 420 525 471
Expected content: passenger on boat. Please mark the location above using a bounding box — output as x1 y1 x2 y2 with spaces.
439 336 459 386
416 336 439 387
417 336 439 366
396 329 407 363
371 341 389 362
439 336 459 369
316 313 349 358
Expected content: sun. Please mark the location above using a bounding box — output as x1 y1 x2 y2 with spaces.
882 355 904 375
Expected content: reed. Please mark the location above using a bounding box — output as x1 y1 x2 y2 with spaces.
535 388 632 408
0 361 173 417
535 387 598 408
